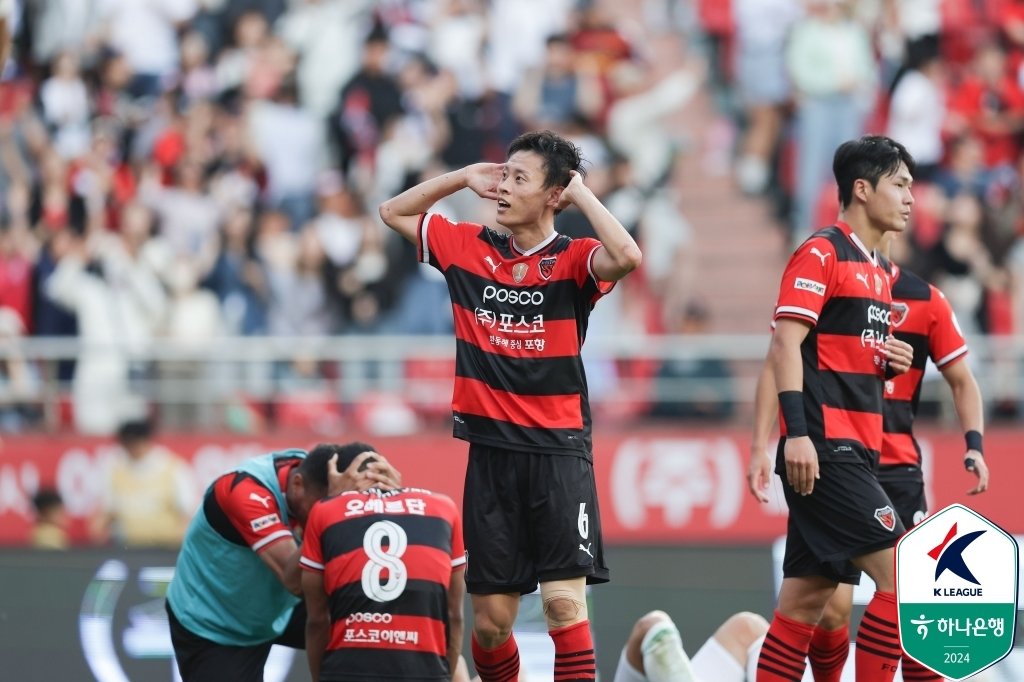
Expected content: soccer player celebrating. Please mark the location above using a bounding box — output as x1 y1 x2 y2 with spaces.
301 442 466 681
749 235 991 682
166 444 401 681
379 130 642 681
750 135 916 682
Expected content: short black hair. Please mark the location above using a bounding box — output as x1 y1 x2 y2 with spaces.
507 130 586 190
833 135 916 209
33 489 63 515
116 418 154 444
297 442 379 491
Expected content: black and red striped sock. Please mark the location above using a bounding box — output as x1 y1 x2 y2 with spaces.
472 632 520 682
855 591 902 681
756 610 815 681
901 654 942 681
550 620 596 681
808 624 850 682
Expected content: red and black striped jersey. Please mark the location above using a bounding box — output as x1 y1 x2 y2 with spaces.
774 222 892 462
300 488 466 682
880 264 969 467
417 212 614 457
202 456 301 553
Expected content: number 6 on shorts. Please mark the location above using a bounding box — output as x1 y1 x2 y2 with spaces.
578 503 589 539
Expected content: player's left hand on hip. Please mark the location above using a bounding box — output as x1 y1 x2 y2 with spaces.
883 336 913 374
965 451 989 495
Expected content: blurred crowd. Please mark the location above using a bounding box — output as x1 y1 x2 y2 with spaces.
31 416 195 550
1 0 1023 434
710 0 1024 413
0 0 708 434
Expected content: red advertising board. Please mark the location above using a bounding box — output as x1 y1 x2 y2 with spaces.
0 428 1017 545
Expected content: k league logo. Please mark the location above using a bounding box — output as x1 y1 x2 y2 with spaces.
930 522 985 588
896 504 1019 680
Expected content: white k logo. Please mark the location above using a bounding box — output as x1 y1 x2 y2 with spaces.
484 256 500 274
249 492 272 509
809 247 831 267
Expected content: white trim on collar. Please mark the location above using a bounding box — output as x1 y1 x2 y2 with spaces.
848 231 877 267
511 231 559 256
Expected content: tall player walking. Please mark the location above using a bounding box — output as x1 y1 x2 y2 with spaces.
379 130 642 682
752 135 916 682
749 245 991 681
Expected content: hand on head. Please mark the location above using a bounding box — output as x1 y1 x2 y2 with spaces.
556 170 587 211
327 451 402 496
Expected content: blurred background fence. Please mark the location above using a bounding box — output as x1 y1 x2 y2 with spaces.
3 332 1024 434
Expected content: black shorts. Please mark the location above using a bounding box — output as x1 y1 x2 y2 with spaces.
463 444 610 595
779 458 905 584
167 601 305 682
877 465 927 530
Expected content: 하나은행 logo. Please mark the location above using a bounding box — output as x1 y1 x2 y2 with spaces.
896 504 1019 680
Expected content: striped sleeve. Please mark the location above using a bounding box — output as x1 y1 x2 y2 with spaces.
571 237 615 303
929 286 968 369
774 236 836 326
416 213 432 265
447 497 466 568
299 501 325 572
215 475 295 553
417 212 475 271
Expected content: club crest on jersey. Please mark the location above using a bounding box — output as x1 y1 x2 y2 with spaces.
538 255 557 280
874 273 884 295
512 262 528 283
875 505 897 531
891 301 909 328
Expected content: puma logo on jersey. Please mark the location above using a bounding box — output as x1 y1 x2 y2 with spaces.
579 543 593 558
809 247 831 266
855 273 870 289
484 256 500 274
249 492 272 509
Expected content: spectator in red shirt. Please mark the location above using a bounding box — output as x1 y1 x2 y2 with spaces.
947 43 1024 169
0 209 34 333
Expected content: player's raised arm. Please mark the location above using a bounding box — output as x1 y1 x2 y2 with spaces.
379 163 503 244
559 171 642 281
